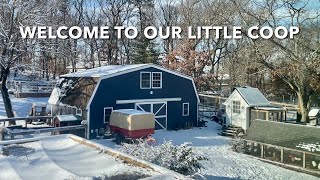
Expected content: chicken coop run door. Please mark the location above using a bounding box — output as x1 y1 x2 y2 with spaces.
135 102 167 130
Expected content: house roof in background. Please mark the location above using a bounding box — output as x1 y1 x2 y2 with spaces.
309 109 320 117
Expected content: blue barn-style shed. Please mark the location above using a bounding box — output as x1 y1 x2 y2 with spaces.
49 64 199 139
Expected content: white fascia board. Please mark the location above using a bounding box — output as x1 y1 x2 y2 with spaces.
116 98 182 104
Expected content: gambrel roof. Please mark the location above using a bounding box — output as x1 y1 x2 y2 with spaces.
50 64 199 108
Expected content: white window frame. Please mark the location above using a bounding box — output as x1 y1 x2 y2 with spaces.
140 72 151 89
182 103 189 116
76 108 82 116
232 101 241 114
104 107 113 124
152 72 162 89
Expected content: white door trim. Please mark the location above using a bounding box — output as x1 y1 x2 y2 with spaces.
135 102 167 130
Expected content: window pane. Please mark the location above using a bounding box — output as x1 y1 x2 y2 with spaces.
152 73 162 88
104 108 113 123
183 103 189 116
232 101 240 114
141 73 151 88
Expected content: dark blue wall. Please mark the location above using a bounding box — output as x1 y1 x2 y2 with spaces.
88 67 198 139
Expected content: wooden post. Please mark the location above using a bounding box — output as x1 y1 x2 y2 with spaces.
0 127 4 141
261 144 264 158
303 153 306 168
281 148 284 163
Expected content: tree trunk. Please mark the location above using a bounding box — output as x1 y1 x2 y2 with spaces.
1 67 15 124
297 91 310 123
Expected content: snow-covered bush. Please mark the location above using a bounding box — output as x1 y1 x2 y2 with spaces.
119 140 207 175
230 137 246 153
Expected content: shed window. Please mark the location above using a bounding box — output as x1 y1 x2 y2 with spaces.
232 101 241 114
140 72 151 89
104 107 113 124
183 103 189 116
76 108 82 116
152 72 162 88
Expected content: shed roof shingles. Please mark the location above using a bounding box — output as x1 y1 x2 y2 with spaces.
236 87 270 107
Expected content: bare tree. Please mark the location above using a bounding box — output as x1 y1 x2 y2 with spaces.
232 0 320 122
0 0 55 120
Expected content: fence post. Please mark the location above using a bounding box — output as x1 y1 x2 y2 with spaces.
261 144 264 158
281 148 284 163
303 153 306 168
0 127 4 141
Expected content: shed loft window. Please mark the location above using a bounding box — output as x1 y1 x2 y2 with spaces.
140 72 151 89
140 72 162 89
152 72 162 88
232 101 241 114
183 103 189 116
104 107 113 124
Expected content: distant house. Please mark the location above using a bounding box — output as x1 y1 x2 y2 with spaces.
48 64 199 139
308 109 320 126
223 86 284 131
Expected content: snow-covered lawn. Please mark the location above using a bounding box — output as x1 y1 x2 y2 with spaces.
0 94 49 129
0 94 318 179
0 94 49 119
96 121 318 180
0 136 159 180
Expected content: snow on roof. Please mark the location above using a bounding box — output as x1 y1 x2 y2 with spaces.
61 64 148 78
48 87 60 105
32 102 47 107
236 86 271 107
254 106 285 111
55 115 80 122
113 109 153 115
224 86 271 107
309 109 320 117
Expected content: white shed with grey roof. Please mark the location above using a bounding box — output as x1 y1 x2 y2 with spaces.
223 86 285 131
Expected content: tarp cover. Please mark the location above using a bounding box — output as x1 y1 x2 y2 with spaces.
110 109 155 131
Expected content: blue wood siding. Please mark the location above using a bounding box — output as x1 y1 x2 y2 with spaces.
88 67 198 139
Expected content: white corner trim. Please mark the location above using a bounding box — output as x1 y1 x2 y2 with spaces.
116 98 182 104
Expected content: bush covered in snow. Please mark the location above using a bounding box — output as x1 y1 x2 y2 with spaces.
230 137 246 153
119 140 207 175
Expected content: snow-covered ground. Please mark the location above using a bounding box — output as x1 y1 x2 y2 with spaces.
0 94 49 119
0 94 318 179
96 121 318 180
0 136 159 180
0 94 49 128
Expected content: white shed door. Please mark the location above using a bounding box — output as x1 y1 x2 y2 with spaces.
135 102 167 130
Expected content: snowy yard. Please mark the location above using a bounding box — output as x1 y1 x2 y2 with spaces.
96 121 319 180
0 136 160 180
0 94 49 119
0 94 318 179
